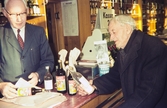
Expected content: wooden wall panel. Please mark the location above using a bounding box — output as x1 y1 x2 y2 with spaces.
77 0 92 50
63 0 92 51
46 0 92 63
48 0 91 52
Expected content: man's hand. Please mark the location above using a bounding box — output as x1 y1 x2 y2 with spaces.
0 82 17 98
77 80 96 96
28 72 39 86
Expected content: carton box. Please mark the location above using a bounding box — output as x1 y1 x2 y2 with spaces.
75 64 99 80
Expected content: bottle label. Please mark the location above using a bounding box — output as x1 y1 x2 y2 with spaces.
17 88 31 96
79 76 94 94
68 80 77 94
56 76 66 91
44 80 53 90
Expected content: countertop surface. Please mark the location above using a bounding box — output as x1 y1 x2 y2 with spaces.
53 92 97 108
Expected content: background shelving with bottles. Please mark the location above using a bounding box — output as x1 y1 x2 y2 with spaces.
0 0 48 36
142 0 166 36
89 0 142 32
89 0 167 36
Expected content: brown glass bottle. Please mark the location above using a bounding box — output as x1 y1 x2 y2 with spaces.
68 73 77 95
56 60 67 93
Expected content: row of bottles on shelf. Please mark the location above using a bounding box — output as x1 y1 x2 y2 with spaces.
142 1 165 19
27 0 41 15
142 0 165 35
90 0 139 16
0 0 41 16
90 0 140 31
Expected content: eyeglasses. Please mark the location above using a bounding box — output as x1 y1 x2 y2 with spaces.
4 8 27 18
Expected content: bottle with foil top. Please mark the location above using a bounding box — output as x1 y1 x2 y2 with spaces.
68 73 77 95
69 67 94 95
17 87 45 96
44 66 53 92
56 60 67 93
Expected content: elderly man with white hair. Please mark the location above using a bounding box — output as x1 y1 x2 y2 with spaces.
78 15 167 108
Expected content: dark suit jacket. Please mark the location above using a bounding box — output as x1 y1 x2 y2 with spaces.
94 30 167 108
0 23 54 83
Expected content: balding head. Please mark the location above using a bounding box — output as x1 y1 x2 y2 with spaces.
2 0 27 29
4 0 27 10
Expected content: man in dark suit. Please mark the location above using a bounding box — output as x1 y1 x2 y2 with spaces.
78 15 167 107
0 0 54 98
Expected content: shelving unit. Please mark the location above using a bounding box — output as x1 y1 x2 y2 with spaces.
89 0 142 31
0 0 48 36
142 0 165 36
90 0 101 31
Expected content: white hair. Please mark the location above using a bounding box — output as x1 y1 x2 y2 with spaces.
110 15 137 30
4 0 27 8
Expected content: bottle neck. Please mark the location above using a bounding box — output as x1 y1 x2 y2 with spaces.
32 88 44 95
59 61 63 70
46 68 49 73
68 73 72 79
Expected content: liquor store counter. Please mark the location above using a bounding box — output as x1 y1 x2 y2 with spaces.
0 87 123 108
54 89 123 108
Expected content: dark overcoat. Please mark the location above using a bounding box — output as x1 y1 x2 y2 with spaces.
94 30 167 108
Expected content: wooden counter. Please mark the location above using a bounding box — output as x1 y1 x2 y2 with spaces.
0 79 123 108
54 89 123 108
0 89 123 108
52 85 123 108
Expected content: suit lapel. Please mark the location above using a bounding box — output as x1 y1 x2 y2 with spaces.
120 44 139 74
120 30 143 75
5 27 22 53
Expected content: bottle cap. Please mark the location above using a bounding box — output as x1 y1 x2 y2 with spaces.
45 66 49 69
58 60 62 63
42 88 45 92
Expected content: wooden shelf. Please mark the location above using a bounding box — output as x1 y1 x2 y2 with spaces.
0 0 48 36
28 14 45 17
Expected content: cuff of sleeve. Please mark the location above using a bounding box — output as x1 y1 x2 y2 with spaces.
93 85 97 90
35 72 40 83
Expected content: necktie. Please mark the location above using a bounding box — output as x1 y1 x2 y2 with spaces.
17 29 24 49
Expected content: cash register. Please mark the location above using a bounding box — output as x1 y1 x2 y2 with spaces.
76 9 115 79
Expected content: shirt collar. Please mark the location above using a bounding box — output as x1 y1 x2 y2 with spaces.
11 26 25 42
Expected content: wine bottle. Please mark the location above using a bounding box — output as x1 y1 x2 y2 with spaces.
44 66 53 92
64 61 77 95
17 87 45 96
33 0 40 15
68 72 77 95
27 0 33 15
56 60 67 93
69 68 94 95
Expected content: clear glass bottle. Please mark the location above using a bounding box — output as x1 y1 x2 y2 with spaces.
69 68 94 95
33 0 40 15
44 66 53 92
56 60 67 93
